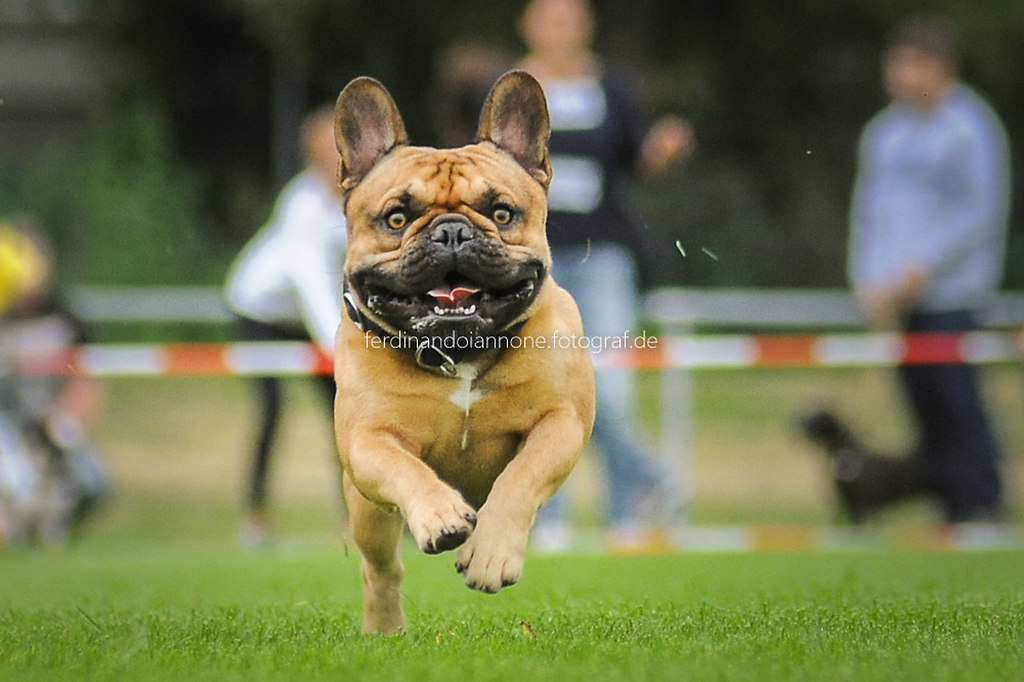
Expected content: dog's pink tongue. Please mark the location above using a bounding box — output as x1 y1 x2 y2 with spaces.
427 284 480 304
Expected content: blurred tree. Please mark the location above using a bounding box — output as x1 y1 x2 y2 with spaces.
91 0 275 247
67 0 1023 289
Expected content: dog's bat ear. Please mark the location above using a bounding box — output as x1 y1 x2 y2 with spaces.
334 77 409 192
477 70 552 188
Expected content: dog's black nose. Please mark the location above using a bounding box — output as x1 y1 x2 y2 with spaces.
431 221 474 252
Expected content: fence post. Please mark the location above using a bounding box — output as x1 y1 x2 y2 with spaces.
659 327 694 524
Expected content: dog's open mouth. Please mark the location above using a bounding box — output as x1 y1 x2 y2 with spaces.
357 268 542 337
426 282 483 317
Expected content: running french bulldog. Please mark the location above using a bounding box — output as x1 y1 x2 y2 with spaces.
333 71 595 633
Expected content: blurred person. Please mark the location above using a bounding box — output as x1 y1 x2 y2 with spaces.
0 218 109 546
224 105 346 547
802 17 1011 524
515 0 695 550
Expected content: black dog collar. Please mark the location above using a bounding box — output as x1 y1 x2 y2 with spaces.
343 282 519 378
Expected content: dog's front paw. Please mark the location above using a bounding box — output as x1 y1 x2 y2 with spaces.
405 492 477 554
453 519 527 593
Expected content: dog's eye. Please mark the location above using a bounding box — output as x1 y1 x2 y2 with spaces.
385 210 408 230
492 206 514 226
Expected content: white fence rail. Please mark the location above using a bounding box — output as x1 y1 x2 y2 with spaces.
66 285 1024 328
68 286 232 323
644 287 1024 329
63 285 1023 520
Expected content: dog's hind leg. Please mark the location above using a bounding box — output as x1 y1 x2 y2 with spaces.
344 475 406 634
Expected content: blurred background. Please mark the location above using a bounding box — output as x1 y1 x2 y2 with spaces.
2 0 1023 293
1 0 1022 544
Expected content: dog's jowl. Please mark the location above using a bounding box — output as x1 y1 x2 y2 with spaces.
333 71 595 634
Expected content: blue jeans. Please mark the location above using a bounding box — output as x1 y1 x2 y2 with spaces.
899 310 1003 522
539 243 666 525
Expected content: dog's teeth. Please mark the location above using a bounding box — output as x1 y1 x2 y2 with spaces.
431 304 477 316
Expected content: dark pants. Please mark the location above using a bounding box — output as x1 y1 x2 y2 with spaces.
235 316 337 513
899 310 1003 522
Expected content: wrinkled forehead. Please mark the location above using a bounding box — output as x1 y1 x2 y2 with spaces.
349 143 543 213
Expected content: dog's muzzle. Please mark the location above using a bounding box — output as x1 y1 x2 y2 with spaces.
429 214 475 256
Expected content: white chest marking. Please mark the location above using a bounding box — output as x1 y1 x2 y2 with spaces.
448 363 484 415
449 363 484 452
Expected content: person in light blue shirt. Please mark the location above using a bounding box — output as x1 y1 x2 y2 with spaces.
849 61 1010 322
804 17 1011 524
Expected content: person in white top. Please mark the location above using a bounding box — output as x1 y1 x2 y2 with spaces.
225 105 347 546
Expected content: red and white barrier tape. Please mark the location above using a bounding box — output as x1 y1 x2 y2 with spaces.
5 331 1022 377
12 342 333 377
595 329 1024 370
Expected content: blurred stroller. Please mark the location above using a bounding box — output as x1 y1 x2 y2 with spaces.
0 219 109 547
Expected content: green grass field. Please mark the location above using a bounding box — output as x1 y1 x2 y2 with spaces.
2 367 1023 680
2 543 1022 681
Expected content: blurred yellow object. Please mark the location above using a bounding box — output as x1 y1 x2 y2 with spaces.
0 222 48 314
